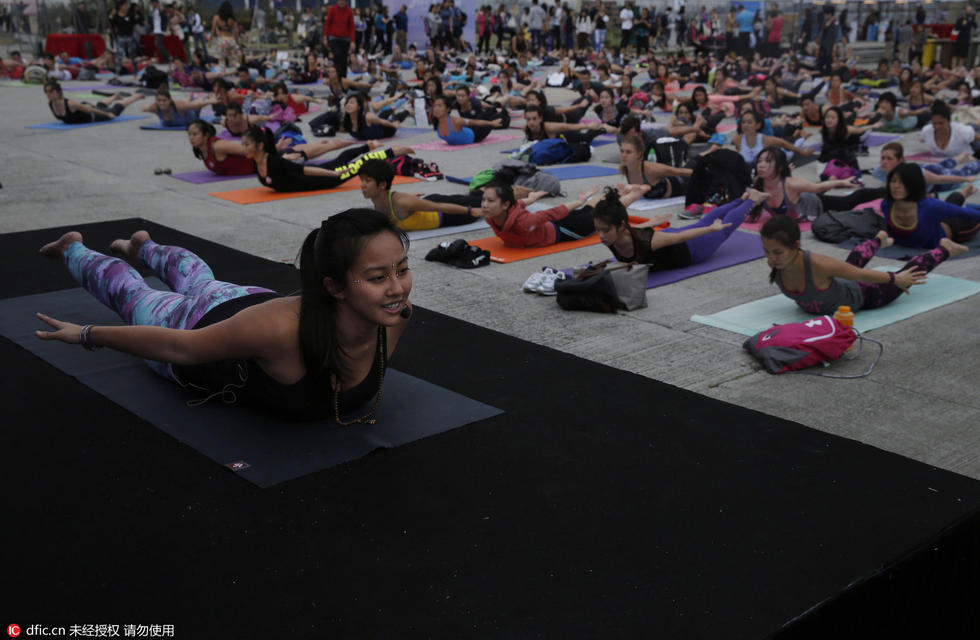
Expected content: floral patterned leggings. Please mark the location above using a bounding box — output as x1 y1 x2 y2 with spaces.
63 240 273 379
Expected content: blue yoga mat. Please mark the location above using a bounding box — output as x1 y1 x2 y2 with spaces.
26 115 148 130
691 268 980 336
140 122 188 131
542 165 620 179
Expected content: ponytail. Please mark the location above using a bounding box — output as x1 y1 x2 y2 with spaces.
242 124 276 154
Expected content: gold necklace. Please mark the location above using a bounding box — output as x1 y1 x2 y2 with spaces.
333 326 385 426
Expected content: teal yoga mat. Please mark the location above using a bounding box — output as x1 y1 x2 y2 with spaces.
26 115 148 130
691 269 980 336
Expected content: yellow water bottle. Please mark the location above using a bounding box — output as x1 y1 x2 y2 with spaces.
833 306 857 357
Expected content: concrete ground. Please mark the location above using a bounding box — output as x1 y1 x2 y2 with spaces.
2 63 979 481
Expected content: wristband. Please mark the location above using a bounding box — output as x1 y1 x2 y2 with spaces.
79 324 101 351
888 271 896 285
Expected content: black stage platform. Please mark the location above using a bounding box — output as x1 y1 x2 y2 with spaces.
4 219 980 638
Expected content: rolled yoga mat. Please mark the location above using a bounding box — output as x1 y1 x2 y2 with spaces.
691 267 980 336
0 283 503 488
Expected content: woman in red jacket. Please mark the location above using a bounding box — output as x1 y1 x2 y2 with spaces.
476 183 650 248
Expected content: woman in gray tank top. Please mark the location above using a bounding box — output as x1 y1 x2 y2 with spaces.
759 216 965 316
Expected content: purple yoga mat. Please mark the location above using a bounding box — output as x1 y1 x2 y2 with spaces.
562 230 764 288
170 170 254 184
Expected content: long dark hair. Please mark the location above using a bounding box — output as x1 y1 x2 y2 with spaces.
298 210 408 386
752 146 791 188
187 119 216 160
821 106 848 143
217 0 234 21
341 93 368 133
760 215 800 284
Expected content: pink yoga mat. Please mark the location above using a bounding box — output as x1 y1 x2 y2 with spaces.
905 152 945 163
410 132 521 151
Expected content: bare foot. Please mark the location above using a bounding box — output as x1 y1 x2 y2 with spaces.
958 183 977 199
956 150 973 165
367 140 384 150
513 185 532 199
40 231 82 258
109 230 151 262
744 188 771 204
940 237 970 257
391 145 414 156
875 231 894 247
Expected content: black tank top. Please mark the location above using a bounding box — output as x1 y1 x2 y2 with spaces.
609 227 692 271
174 293 387 422
49 98 95 124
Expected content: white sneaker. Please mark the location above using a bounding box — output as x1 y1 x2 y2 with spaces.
522 269 547 292
533 268 566 295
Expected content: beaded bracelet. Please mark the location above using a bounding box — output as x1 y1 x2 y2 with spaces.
79 324 101 351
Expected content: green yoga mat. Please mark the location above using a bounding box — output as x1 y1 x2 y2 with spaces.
691 269 980 336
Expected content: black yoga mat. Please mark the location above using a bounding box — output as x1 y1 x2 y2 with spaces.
0 283 502 487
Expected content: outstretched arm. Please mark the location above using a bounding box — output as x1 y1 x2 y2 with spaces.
394 192 475 217
648 218 730 250
68 99 117 119
764 134 813 157
809 251 926 290
34 301 290 366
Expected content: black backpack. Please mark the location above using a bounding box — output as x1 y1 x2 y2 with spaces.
650 137 688 168
685 149 752 207
141 65 168 89
811 208 887 244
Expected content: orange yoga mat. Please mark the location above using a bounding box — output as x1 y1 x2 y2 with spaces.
209 175 419 205
470 216 657 263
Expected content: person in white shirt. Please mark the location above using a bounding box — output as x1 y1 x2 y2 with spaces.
620 2 634 52
921 100 980 158
149 0 170 63
187 7 207 58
